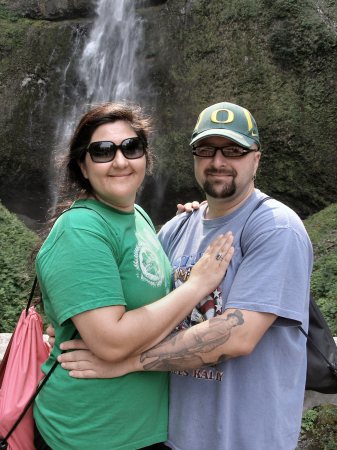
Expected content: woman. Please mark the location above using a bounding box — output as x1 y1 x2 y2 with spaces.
34 103 234 450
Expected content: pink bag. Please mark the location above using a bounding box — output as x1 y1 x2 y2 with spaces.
0 304 49 450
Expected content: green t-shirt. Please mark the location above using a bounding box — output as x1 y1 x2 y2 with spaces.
34 199 172 450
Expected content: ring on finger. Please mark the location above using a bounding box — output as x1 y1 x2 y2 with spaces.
215 253 224 261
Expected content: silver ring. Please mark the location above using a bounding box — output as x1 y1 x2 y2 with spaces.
215 253 223 261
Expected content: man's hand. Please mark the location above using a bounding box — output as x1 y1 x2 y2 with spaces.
46 324 56 349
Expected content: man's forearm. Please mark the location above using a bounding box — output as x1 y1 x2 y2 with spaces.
57 308 275 378
137 309 244 371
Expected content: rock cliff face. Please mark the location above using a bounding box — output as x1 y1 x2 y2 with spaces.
0 1 91 226
138 0 337 224
0 0 94 20
0 0 336 226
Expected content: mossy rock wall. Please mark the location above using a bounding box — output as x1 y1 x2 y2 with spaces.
138 0 337 224
0 0 336 226
0 4 90 224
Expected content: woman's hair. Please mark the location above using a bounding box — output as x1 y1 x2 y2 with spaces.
61 102 153 200
34 102 153 253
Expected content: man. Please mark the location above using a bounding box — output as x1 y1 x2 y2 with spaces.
60 102 313 450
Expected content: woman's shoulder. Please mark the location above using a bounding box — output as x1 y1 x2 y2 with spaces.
134 204 155 231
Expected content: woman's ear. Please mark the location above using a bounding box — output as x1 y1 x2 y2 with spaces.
78 160 88 179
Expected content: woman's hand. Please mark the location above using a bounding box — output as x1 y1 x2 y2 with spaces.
176 200 206 215
186 232 234 298
58 339 134 378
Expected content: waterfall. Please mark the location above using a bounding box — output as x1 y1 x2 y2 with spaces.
54 0 144 145
79 0 143 103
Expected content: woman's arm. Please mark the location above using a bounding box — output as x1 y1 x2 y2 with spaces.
58 308 276 377
70 233 234 363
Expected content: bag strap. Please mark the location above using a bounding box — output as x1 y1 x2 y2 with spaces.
239 196 272 255
169 209 198 247
135 204 155 230
25 276 38 315
298 325 337 375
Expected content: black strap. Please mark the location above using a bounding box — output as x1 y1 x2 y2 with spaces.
25 276 38 315
135 204 155 230
239 196 272 254
298 325 337 375
170 211 195 246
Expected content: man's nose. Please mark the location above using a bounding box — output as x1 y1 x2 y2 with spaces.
212 148 230 165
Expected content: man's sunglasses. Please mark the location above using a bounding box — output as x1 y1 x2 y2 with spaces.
192 145 257 158
87 137 146 163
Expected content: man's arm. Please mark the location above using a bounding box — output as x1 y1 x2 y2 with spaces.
137 308 276 371
58 308 276 377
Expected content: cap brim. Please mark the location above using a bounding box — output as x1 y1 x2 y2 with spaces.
190 129 257 149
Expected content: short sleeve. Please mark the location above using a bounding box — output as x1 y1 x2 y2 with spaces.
226 227 313 325
36 227 126 325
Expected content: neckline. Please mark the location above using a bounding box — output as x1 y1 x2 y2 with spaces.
74 198 135 216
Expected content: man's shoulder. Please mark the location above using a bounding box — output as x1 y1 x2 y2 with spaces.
252 192 306 231
158 208 204 249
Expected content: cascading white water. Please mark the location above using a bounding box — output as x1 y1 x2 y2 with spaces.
80 0 143 103
55 0 143 144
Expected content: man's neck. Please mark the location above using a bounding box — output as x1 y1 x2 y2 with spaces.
205 186 255 219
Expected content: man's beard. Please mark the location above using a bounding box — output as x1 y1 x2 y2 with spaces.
202 169 237 199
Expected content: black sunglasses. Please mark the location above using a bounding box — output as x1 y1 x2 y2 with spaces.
87 137 146 163
192 145 257 158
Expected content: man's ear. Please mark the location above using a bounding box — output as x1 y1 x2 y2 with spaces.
254 150 261 167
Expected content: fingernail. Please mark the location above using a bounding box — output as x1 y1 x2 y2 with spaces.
60 343 64 350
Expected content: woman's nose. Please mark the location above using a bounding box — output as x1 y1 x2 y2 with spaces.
112 149 128 167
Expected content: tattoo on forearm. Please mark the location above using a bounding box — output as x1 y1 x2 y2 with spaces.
141 309 244 371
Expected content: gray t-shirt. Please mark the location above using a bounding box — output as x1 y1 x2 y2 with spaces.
158 190 313 450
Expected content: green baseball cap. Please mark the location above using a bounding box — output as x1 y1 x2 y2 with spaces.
190 101 260 149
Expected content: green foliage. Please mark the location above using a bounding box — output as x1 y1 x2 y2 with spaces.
0 17 28 55
301 408 319 433
304 204 337 334
0 5 19 21
300 405 337 449
0 203 39 332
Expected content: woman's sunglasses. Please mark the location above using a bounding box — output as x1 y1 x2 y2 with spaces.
86 137 146 163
